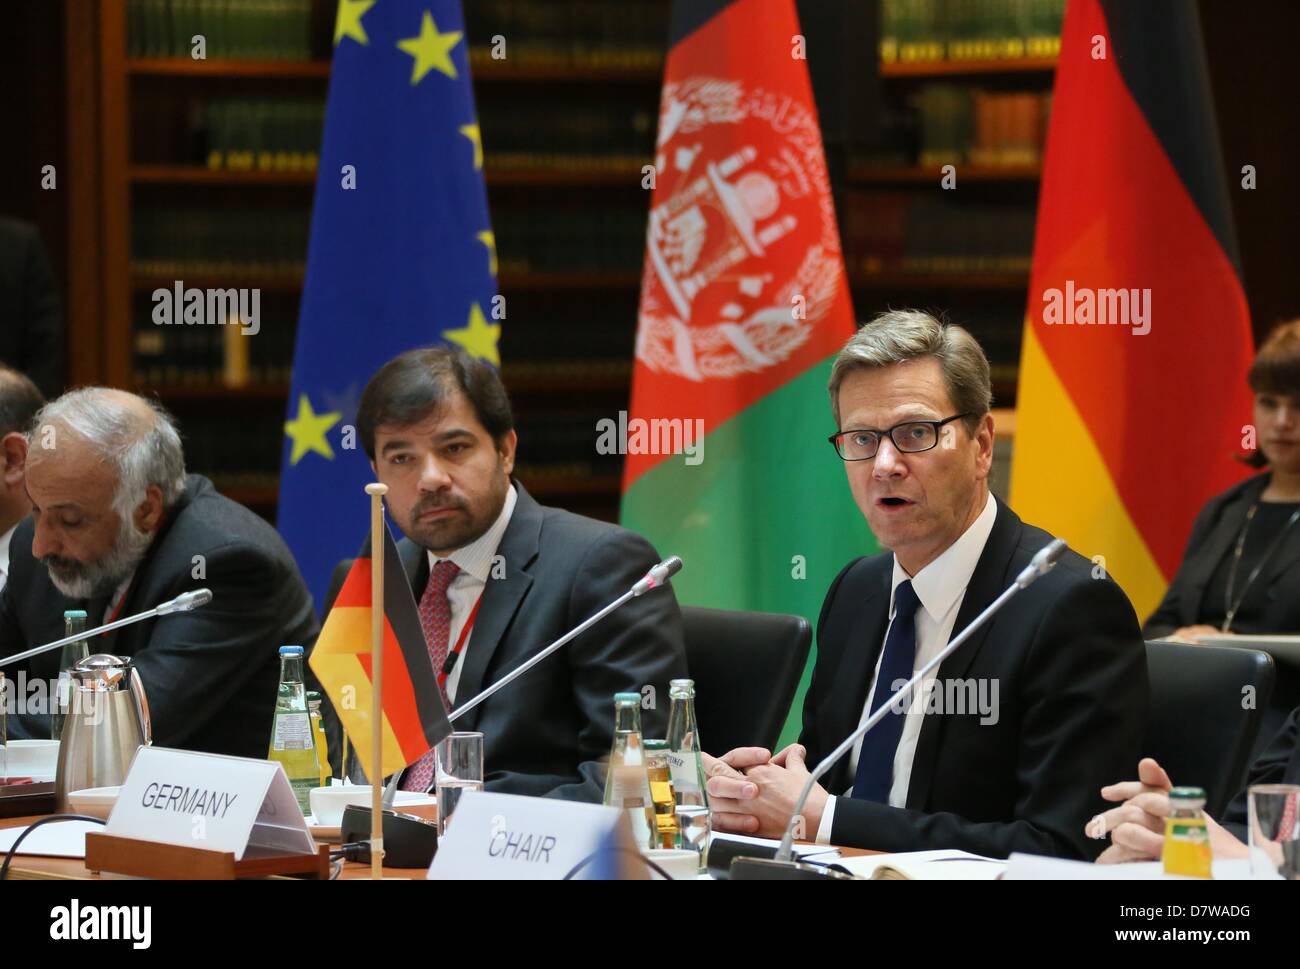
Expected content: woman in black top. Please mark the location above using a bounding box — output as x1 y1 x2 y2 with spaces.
1145 320 1300 642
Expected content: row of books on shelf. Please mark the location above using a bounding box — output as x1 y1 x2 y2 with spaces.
515 416 627 468
881 0 1064 63
133 208 311 276
481 101 655 164
134 316 296 387
913 86 1050 166
486 154 648 176
516 465 621 491
206 474 279 511
132 349 636 395
500 310 637 361
198 99 325 171
128 0 326 61
178 414 283 479
464 0 667 67
495 207 648 274
502 359 632 388
860 255 1033 275
843 192 1035 274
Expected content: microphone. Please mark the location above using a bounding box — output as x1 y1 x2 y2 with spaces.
1015 538 1067 589
0 588 215 668
445 556 682 723
731 538 1067 879
631 556 682 596
155 588 213 615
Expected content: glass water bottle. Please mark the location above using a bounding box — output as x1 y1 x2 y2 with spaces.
52 610 89 742
602 693 656 850
267 646 318 815
665 679 709 809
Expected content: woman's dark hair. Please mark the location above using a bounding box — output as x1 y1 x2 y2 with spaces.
1242 319 1300 468
356 347 513 460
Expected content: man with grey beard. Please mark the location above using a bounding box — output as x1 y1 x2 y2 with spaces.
0 388 318 758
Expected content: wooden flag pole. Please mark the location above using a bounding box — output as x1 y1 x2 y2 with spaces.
365 482 388 879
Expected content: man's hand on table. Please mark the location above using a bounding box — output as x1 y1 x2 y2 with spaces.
703 744 829 840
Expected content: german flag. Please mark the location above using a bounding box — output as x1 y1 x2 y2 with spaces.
309 521 450 781
1010 0 1254 618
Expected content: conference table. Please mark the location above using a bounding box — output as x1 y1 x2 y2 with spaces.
0 812 874 880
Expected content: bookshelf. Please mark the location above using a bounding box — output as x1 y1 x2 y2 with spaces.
848 0 1064 421
76 0 1061 525
82 0 669 524
879 55 1057 78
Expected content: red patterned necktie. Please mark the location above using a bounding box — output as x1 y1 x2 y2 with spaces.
401 559 460 793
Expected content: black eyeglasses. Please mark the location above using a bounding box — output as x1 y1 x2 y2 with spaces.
828 414 971 461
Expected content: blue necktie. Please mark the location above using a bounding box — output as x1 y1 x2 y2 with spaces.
852 580 922 803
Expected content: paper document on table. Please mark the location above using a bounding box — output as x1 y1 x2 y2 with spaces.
0 820 101 859
1004 853 1271 880
836 849 1006 880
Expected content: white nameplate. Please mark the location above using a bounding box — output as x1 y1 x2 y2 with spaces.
428 790 635 880
106 746 315 860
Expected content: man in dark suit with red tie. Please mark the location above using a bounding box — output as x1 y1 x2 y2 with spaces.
339 347 687 801
705 310 1149 859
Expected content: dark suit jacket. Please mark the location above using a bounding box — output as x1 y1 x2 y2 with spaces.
801 498 1148 859
0 475 319 758
325 483 688 803
1221 704 1300 840
1144 474 1300 639
0 217 63 397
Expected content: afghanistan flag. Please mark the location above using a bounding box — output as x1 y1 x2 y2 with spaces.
1010 0 1253 618
278 0 499 610
620 0 870 744
310 520 450 781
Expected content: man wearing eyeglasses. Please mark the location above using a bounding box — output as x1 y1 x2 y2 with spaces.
704 309 1148 860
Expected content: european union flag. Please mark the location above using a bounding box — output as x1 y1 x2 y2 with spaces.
279 0 498 610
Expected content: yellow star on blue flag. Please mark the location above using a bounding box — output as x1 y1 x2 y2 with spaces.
284 395 341 465
397 11 463 84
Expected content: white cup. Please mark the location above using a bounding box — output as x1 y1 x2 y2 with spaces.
642 848 702 880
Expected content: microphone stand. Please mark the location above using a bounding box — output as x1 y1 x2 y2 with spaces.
0 589 214 668
445 555 682 724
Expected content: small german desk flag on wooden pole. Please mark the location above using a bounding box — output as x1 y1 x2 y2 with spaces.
309 490 451 787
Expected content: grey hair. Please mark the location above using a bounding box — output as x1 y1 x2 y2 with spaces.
30 388 187 519
828 309 992 433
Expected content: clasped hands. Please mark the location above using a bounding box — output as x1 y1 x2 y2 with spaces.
1089 757 1247 863
701 744 829 840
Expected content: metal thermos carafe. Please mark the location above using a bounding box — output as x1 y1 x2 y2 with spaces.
54 654 152 811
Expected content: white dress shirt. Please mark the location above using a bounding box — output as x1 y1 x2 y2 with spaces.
816 492 997 844
0 523 14 593
425 484 517 704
